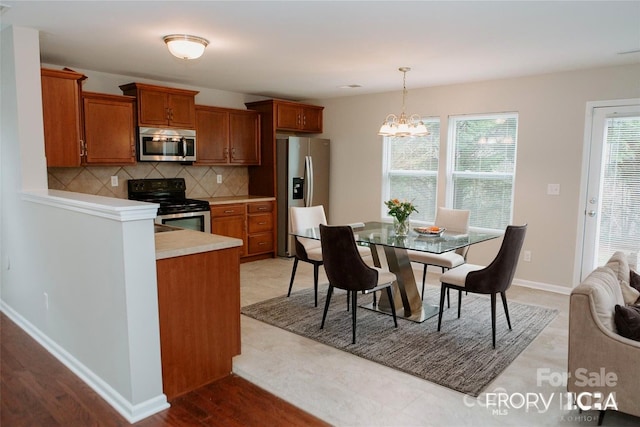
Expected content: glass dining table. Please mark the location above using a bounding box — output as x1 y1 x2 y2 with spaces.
292 221 502 323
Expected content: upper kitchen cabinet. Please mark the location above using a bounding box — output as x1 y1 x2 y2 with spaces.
82 92 136 165
120 82 198 129
41 68 86 167
245 99 324 197
246 99 323 133
276 101 323 133
195 105 260 166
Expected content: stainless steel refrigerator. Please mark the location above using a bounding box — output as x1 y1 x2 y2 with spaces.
276 136 330 257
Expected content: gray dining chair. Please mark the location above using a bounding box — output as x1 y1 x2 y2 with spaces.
407 207 470 304
319 224 398 344
288 206 373 307
437 224 527 348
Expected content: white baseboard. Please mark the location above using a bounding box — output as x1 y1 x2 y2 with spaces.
0 301 169 423
512 278 572 295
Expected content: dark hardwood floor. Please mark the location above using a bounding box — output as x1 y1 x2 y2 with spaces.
1 313 329 426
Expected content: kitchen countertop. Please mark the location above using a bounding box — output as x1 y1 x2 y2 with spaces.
204 195 275 205
155 228 243 260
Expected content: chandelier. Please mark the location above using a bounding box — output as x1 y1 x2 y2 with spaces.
378 67 429 137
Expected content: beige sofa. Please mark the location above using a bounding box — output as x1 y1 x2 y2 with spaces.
568 252 640 423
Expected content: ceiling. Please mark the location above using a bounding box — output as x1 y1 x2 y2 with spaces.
2 1 639 100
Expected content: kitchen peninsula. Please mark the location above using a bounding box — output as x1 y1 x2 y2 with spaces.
154 227 243 400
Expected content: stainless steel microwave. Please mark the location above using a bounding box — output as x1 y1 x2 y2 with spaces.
138 127 196 162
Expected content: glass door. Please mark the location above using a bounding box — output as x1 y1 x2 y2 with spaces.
580 102 640 279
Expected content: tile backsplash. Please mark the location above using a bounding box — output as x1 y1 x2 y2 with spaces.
48 163 249 199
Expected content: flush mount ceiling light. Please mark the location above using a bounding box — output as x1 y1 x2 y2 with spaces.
163 34 209 60
378 67 429 137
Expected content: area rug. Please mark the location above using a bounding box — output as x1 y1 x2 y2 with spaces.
241 286 558 397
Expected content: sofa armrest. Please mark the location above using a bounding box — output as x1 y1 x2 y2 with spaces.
568 290 640 417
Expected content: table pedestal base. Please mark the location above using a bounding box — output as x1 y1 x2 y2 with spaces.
361 301 439 323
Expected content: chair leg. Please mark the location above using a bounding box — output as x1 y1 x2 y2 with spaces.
443 267 450 309
491 293 497 349
421 265 427 301
437 285 447 331
457 289 462 318
287 258 299 297
321 285 333 329
386 286 398 327
597 410 605 426
501 292 512 330
351 291 357 344
313 264 319 307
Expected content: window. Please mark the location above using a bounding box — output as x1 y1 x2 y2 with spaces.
382 119 440 223
447 113 518 231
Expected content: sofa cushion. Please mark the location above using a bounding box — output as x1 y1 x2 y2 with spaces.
620 278 640 305
614 304 640 341
606 251 631 286
631 269 640 293
582 266 625 332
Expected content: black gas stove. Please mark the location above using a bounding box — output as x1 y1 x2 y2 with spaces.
127 178 210 215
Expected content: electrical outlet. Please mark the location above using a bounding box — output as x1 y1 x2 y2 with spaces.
44 292 49 310
547 183 560 195
523 250 532 262
217 174 222 184
111 176 119 187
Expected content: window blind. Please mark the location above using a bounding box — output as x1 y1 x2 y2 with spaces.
597 116 640 266
384 119 440 222
448 114 518 230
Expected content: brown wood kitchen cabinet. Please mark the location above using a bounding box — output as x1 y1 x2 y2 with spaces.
275 101 323 133
41 68 86 167
245 99 324 197
210 204 246 256
210 201 276 261
82 92 136 165
120 82 198 129
156 246 241 400
195 105 260 165
246 201 275 257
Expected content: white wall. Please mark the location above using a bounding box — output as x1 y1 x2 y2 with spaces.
1 27 167 422
314 64 640 290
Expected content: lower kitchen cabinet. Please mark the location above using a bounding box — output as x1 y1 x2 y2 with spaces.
156 246 241 400
210 200 275 262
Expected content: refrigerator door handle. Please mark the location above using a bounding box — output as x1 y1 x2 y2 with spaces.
307 155 314 207
304 156 312 207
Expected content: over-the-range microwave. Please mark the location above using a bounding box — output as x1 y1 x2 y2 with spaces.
138 127 196 162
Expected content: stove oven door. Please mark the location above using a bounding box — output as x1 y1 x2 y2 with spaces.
156 211 211 233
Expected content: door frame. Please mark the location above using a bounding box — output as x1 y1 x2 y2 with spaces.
574 98 640 285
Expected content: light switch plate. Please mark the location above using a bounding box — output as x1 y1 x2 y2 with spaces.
111 176 119 187
217 175 222 184
547 183 560 195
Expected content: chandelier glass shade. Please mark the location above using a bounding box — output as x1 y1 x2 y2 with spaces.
163 34 209 60
378 67 429 137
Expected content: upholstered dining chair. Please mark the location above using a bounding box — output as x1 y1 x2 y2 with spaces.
288 206 373 307
437 224 527 348
407 207 470 304
287 206 327 307
319 224 398 344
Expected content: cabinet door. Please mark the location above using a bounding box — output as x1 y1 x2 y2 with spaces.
41 69 84 167
138 89 169 126
196 107 229 165
229 111 260 165
168 93 196 128
275 103 301 130
211 204 246 256
83 93 136 165
301 107 323 133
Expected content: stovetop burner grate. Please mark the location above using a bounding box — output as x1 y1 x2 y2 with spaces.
127 178 210 215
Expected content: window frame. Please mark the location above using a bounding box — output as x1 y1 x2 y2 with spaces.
445 112 519 232
381 117 441 224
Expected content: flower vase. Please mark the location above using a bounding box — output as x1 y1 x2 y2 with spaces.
393 217 410 237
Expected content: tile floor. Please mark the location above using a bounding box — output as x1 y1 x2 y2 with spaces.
233 257 637 426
